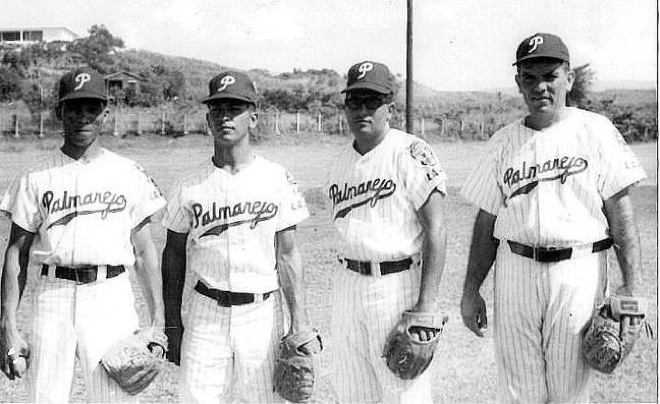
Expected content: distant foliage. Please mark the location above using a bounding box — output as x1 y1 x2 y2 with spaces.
70 24 125 72
568 64 595 108
0 67 23 101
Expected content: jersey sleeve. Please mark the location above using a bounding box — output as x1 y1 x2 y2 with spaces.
276 169 309 231
162 179 193 234
460 138 504 215
597 123 647 200
0 173 42 232
400 139 448 210
129 163 167 228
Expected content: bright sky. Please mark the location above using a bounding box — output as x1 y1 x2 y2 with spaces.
4 0 657 91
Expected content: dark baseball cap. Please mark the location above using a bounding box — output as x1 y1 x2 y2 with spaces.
58 67 107 104
202 71 258 105
514 33 570 66
342 61 394 94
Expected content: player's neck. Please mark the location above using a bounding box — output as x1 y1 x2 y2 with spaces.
524 108 570 131
212 146 255 174
352 125 389 155
61 141 102 161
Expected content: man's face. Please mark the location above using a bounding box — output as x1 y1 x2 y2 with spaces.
60 99 107 148
206 99 257 146
515 59 574 118
344 89 393 140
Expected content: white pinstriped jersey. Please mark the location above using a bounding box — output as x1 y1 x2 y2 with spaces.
162 156 309 293
461 107 646 246
0 148 165 266
326 129 447 261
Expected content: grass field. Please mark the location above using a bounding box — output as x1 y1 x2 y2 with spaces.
0 134 656 403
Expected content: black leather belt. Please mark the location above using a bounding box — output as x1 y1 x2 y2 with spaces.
41 264 125 284
194 281 274 307
506 238 613 263
344 257 413 276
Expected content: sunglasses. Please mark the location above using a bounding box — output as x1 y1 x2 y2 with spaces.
344 97 388 111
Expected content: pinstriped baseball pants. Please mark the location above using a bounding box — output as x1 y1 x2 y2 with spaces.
329 263 433 404
493 243 607 403
27 273 140 403
179 289 286 403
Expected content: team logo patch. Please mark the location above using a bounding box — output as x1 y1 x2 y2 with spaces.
528 35 543 53
217 75 235 92
74 73 91 91
357 62 373 79
409 141 439 167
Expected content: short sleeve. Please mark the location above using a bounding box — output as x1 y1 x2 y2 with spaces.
400 139 448 210
460 140 504 216
276 170 309 231
597 124 647 200
0 174 42 232
162 179 193 234
129 163 167 227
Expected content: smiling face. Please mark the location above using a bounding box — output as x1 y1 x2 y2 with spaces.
206 99 257 147
60 99 107 149
515 59 575 128
344 89 394 151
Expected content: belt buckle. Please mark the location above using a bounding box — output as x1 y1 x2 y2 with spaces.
218 292 231 307
75 266 97 285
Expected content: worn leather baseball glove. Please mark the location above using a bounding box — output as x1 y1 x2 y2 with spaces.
582 295 650 373
100 329 168 395
273 328 323 403
382 310 449 380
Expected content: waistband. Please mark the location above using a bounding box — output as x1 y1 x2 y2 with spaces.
40 264 125 284
340 257 414 276
506 238 613 263
194 281 275 307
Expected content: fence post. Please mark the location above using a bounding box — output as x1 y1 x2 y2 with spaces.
338 114 343 135
459 120 464 137
440 119 445 137
137 113 143 136
183 114 189 136
420 116 425 136
160 110 166 135
38 113 44 138
13 115 19 138
480 121 485 137
295 111 300 134
317 111 323 133
113 115 120 137
275 110 281 135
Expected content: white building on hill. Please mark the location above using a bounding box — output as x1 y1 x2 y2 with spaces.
0 27 79 44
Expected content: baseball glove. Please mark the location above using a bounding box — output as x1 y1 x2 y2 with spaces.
274 328 323 403
582 295 650 373
100 329 168 395
382 310 449 380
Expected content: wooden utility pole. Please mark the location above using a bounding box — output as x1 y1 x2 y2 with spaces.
406 0 414 134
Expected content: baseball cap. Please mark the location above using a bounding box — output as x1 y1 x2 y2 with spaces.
58 67 107 104
513 33 570 66
202 71 258 105
342 61 394 94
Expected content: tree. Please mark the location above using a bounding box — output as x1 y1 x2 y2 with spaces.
567 63 595 108
70 25 124 72
0 67 23 102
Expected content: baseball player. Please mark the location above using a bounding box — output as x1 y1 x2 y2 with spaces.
0 67 166 403
325 61 448 403
161 71 317 403
460 33 647 402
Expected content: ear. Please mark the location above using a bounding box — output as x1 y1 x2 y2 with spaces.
514 74 523 94
100 106 110 124
248 110 258 129
566 69 576 92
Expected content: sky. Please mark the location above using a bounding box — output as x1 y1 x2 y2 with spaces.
3 0 657 91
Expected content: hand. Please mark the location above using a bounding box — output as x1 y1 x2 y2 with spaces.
164 326 183 366
285 327 322 355
461 289 488 337
408 326 441 342
0 332 29 380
